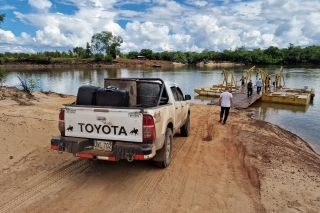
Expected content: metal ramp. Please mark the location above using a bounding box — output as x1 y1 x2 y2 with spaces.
207 91 262 109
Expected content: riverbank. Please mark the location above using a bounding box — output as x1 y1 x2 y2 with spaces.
2 59 174 69
2 59 246 69
0 87 319 213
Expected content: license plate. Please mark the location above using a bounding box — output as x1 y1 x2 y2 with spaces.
94 140 113 151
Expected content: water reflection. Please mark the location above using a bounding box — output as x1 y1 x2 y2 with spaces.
193 95 218 104
4 65 320 154
251 102 309 114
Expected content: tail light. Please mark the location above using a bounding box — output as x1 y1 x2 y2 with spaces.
143 115 155 141
59 109 65 136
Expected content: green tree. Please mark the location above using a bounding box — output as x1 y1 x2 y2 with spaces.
139 49 153 60
127 51 139 59
160 51 174 61
0 14 5 27
233 46 247 62
85 42 93 58
91 31 123 59
283 45 302 64
249 48 264 64
303 45 320 63
61 51 69 58
309 49 320 63
153 52 163 60
54 50 61 58
207 51 220 62
68 50 74 57
94 53 104 61
199 49 210 63
264 46 283 64
222 49 232 61
73 47 85 58
172 51 188 64
185 51 200 64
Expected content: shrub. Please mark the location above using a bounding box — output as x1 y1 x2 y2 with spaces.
0 57 5 64
28 78 41 92
35 57 51 64
104 55 114 62
16 76 41 93
0 66 7 86
94 53 104 62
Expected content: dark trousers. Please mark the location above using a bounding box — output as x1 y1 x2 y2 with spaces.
247 88 253 97
257 86 261 95
220 107 230 123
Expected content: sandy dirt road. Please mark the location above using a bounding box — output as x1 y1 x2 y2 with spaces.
0 88 319 213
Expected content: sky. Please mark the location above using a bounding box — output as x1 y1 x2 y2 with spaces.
0 0 320 54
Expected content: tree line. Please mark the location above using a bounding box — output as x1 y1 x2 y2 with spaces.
2 43 320 65
1 13 320 65
124 44 320 65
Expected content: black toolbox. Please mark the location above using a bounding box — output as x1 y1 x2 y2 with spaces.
95 86 130 107
76 85 99 105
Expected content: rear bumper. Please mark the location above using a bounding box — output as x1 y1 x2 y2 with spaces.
51 136 156 161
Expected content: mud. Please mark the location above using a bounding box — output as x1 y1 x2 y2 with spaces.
0 87 319 213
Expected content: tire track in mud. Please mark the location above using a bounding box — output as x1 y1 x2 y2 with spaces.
0 159 92 213
185 111 225 211
172 136 186 157
127 135 190 213
125 111 202 213
65 161 164 213
129 111 204 213
165 109 221 212
186 109 242 212
165 115 203 212
126 167 168 213
122 115 196 212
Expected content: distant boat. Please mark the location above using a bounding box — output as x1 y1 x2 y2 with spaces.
152 65 161 67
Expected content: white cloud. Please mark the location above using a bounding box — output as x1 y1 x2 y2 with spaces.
124 21 172 51
0 29 16 43
63 0 117 9
1 0 320 53
0 5 16 10
152 0 168 5
28 0 52 11
185 0 209 7
0 29 37 53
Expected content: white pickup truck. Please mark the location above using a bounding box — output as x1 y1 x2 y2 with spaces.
51 78 191 168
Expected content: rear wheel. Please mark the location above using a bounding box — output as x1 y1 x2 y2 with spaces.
180 114 190 137
153 128 173 168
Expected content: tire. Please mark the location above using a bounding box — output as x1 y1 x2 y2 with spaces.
153 128 173 168
180 114 190 137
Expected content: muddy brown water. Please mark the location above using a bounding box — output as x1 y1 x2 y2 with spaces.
5 65 320 154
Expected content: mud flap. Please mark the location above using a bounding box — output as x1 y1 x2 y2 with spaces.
51 136 93 156
112 142 153 161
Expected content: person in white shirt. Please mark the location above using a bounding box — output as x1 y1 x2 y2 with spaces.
219 87 233 125
256 78 262 95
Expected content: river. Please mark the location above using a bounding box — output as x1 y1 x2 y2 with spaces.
4 65 320 154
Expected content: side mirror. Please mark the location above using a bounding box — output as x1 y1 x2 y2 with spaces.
185 94 191 100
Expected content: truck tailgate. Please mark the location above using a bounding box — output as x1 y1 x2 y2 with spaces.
64 107 143 142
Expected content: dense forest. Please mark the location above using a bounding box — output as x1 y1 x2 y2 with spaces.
1 43 320 65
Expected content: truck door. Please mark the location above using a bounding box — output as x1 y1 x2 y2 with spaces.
176 87 188 122
171 87 182 130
